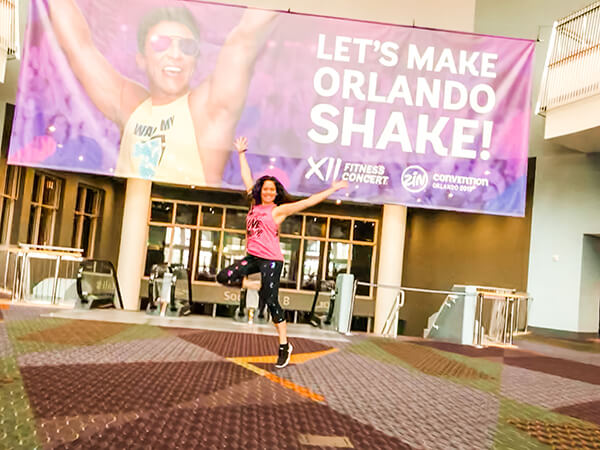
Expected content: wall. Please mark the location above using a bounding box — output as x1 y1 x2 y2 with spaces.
400 160 535 336
0 0 27 147
476 0 600 334
11 168 125 264
223 0 475 31
580 234 600 334
527 151 600 333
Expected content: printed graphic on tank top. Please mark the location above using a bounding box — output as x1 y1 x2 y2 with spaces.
246 203 284 262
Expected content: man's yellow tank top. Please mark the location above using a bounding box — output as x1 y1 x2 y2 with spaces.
117 93 206 185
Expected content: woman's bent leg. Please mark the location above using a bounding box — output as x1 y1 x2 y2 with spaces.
216 255 258 286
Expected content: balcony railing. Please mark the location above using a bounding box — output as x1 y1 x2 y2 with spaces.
0 0 19 59
537 1 600 115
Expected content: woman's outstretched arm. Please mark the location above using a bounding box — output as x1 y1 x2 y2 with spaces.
273 180 348 224
234 137 254 192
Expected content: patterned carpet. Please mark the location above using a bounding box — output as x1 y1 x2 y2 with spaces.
1 304 599 449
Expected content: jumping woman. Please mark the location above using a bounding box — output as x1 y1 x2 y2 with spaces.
216 137 348 368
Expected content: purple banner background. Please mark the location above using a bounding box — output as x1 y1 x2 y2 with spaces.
9 0 535 216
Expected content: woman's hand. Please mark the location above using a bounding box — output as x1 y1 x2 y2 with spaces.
234 137 248 154
331 179 349 191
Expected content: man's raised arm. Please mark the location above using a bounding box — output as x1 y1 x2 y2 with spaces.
48 0 146 127
199 8 278 121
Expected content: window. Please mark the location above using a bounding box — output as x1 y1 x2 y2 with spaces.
71 185 102 257
147 199 378 297
0 165 21 245
28 173 62 246
280 237 300 289
145 201 199 275
196 230 220 281
301 239 326 291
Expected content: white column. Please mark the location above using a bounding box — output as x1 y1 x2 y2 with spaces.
374 204 407 335
117 178 152 310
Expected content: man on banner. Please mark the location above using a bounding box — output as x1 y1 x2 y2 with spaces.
48 0 277 186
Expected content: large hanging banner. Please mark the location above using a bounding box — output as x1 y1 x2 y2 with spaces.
10 0 535 216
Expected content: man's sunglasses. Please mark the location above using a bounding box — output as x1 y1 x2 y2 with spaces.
149 35 200 56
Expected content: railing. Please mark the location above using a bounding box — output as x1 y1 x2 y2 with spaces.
353 281 532 346
1 244 83 305
354 281 406 337
0 0 19 59
474 290 531 346
537 1 600 114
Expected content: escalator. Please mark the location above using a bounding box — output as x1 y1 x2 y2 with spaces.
75 259 123 309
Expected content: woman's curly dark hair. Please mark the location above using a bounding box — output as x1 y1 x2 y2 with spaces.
250 176 292 205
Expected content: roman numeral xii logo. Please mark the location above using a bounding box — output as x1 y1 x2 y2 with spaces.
305 157 343 181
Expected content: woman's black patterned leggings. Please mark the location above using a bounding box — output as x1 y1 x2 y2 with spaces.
216 254 285 323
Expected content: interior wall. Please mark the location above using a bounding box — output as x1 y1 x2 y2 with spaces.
223 0 475 31
58 174 126 265
526 152 600 332
400 159 536 336
0 0 28 146
474 0 592 159
476 0 600 334
580 234 600 334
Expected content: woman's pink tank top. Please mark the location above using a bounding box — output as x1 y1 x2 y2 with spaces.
246 203 284 261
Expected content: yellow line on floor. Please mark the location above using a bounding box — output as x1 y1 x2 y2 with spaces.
230 347 339 365
226 348 338 403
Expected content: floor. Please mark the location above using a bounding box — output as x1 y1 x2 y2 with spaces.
1 303 599 449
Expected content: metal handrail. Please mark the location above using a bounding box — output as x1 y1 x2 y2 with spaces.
18 243 83 254
537 2 600 114
10 244 84 304
0 0 20 59
354 281 532 345
76 260 124 309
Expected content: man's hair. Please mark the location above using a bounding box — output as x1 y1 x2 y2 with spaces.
137 6 201 53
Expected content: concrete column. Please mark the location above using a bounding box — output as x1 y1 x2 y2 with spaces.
374 204 407 335
117 178 151 310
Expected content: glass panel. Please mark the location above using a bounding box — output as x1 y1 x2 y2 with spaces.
330 218 351 240
305 216 327 237
75 187 84 212
280 237 300 289
301 239 325 290
71 215 81 249
196 230 220 281
326 242 349 281
4 165 17 195
150 201 173 223
175 203 198 225
280 215 302 236
84 188 97 214
351 245 373 296
225 208 247 230
38 208 54 245
0 197 12 244
31 174 41 202
166 227 193 268
42 177 58 206
81 216 92 257
222 232 246 268
27 206 37 243
145 226 168 275
353 220 375 242
200 206 223 227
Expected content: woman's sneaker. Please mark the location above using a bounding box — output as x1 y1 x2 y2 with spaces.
275 343 293 368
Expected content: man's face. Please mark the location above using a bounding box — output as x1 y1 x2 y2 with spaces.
140 21 199 100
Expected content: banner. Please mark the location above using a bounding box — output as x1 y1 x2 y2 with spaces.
10 0 535 216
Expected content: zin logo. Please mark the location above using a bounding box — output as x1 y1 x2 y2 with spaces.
401 165 428 193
